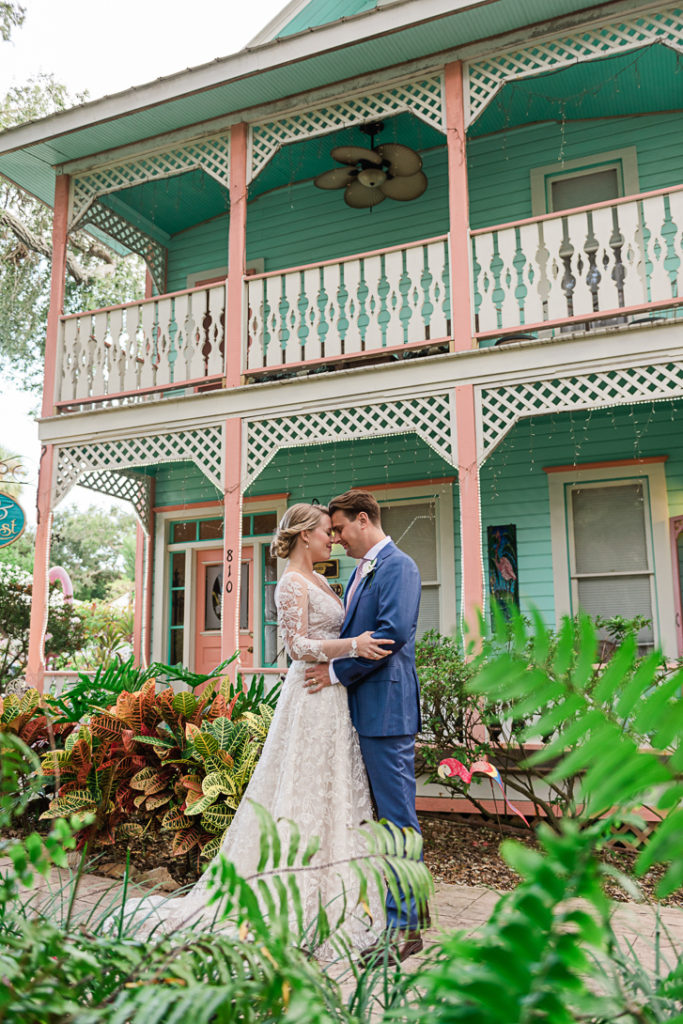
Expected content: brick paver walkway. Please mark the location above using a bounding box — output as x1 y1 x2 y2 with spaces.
3 858 680 975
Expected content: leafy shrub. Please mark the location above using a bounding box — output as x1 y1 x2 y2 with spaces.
0 563 86 685
40 670 281 863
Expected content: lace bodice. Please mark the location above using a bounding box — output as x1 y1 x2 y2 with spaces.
275 571 345 662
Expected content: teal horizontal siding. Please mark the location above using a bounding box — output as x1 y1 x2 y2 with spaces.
481 400 683 625
154 462 221 508
468 112 683 229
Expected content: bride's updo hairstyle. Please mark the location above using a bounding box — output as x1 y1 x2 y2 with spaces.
270 503 330 559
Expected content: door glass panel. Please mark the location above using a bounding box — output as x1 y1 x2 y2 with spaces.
170 628 183 664
240 562 250 630
204 565 223 630
170 591 184 627
263 547 278 666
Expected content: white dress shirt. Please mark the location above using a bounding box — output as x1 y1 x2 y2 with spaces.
329 536 392 684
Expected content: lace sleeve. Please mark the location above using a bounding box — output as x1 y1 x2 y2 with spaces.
275 573 360 662
276 573 328 662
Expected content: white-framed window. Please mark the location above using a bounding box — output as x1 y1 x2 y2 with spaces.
375 483 456 638
530 147 639 216
547 461 677 656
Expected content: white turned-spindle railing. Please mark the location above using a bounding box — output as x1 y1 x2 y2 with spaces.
245 236 451 372
472 185 683 338
56 282 226 407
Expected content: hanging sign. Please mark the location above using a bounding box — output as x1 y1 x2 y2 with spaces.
0 492 27 548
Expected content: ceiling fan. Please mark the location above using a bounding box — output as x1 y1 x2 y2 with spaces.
313 121 427 209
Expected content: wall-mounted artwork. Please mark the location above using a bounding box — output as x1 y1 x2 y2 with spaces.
487 524 519 622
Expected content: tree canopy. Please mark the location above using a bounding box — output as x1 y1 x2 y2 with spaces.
0 33 145 388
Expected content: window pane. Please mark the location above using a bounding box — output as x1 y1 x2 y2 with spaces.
170 628 184 664
172 520 196 543
264 624 278 666
204 565 223 630
240 562 250 630
264 548 277 582
417 585 440 638
577 575 653 644
572 484 648 573
551 168 619 212
252 513 277 536
199 518 223 540
381 502 437 580
242 516 251 536
265 583 277 620
171 552 185 587
170 590 184 627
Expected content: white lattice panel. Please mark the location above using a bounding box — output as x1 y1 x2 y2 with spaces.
466 7 683 127
250 75 444 182
74 470 152 529
71 133 231 228
54 427 224 507
480 362 683 457
83 202 167 292
245 394 455 486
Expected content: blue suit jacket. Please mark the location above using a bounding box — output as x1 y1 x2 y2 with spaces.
334 541 422 738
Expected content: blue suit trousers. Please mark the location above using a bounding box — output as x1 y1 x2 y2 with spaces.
358 733 423 930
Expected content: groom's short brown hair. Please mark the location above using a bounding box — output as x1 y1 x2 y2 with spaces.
328 490 382 525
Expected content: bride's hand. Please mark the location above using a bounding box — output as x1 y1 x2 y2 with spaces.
356 631 394 660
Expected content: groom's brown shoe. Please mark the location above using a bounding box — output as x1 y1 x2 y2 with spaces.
360 929 423 968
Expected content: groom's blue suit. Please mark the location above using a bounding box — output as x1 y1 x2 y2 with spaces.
332 540 423 930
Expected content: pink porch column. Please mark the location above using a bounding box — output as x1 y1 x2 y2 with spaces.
27 175 70 692
221 417 243 682
226 122 248 387
133 524 145 666
455 383 484 639
444 62 474 353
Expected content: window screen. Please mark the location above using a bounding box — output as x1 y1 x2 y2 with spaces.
550 167 619 212
381 500 439 637
570 483 653 646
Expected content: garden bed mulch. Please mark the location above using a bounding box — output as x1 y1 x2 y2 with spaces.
418 813 683 907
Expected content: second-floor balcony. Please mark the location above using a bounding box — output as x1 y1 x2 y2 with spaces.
54 183 683 412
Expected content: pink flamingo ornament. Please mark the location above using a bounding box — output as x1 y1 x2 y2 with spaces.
438 757 530 827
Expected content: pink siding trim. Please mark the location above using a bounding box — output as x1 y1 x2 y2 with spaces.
444 62 474 354
470 181 683 237
221 417 243 681
44 175 70 419
246 337 450 375
455 383 484 636
544 456 668 473
26 445 55 692
227 122 248 389
133 523 145 665
476 297 683 339
247 234 449 282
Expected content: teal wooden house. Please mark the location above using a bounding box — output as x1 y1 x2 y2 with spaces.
3 0 683 692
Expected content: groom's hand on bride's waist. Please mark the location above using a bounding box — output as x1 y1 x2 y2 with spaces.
303 664 332 693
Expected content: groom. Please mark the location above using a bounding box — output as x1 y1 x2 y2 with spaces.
303 490 425 961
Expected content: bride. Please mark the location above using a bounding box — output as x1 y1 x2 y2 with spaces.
120 503 392 951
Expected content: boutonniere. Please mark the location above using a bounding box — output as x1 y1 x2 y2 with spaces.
360 557 377 580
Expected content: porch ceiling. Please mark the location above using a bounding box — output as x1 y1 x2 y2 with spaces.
470 44 683 137
0 0 627 209
248 110 445 200
105 168 230 236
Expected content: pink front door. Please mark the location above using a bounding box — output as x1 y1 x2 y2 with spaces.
195 547 223 675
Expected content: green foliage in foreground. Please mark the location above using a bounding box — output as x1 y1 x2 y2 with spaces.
1 611 682 1023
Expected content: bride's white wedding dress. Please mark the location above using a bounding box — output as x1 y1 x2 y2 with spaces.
119 570 383 951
